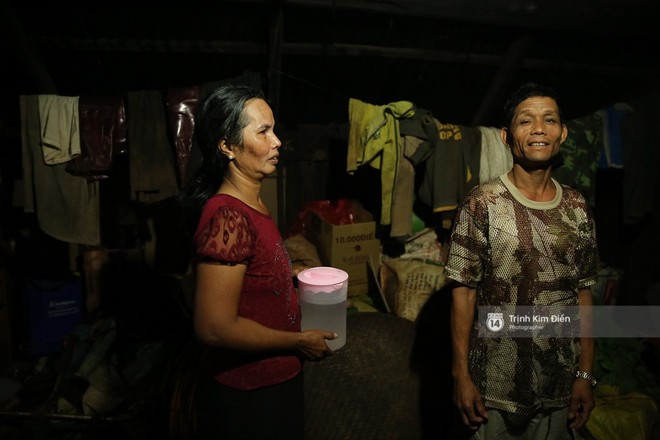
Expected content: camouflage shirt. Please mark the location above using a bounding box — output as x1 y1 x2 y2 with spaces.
445 174 599 414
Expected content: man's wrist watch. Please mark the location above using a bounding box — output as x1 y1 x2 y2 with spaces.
575 370 598 388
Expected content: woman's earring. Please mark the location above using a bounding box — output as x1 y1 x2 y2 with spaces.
227 155 234 160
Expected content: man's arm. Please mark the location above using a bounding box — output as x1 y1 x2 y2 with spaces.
568 287 596 430
450 283 488 430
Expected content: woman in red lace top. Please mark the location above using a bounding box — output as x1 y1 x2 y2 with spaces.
181 84 336 439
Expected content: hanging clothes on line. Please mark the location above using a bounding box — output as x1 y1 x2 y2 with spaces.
347 97 415 236
399 110 482 236
20 95 101 246
165 86 200 188
65 95 127 182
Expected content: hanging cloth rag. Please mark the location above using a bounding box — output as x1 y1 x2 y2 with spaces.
126 90 179 204
347 98 415 227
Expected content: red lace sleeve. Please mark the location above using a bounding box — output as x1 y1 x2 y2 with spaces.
195 205 256 264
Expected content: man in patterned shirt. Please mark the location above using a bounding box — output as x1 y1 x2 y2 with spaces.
445 82 599 439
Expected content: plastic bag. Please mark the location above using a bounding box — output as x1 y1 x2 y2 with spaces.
286 198 373 238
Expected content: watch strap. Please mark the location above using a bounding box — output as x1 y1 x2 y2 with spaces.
575 370 597 387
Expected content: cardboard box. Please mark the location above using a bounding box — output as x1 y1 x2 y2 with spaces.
306 212 381 296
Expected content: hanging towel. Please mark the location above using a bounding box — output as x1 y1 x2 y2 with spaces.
478 126 512 183
38 94 81 165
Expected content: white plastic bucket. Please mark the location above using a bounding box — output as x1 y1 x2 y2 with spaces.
297 267 349 350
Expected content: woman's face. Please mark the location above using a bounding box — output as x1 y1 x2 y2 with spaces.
231 98 282 180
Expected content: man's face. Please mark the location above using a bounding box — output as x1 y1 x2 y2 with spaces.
502 96 567 170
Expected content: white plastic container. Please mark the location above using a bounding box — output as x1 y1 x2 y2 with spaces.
297 267 349 351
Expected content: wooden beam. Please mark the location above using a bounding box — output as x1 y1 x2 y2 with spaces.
282 0 659 38
36 37 652 79
472 36 534 126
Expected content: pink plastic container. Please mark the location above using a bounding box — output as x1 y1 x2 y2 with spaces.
297 267 349 350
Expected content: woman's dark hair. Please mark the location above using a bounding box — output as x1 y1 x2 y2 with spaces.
179 84 265 224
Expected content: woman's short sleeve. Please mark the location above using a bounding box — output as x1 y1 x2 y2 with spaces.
194 206 256 265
